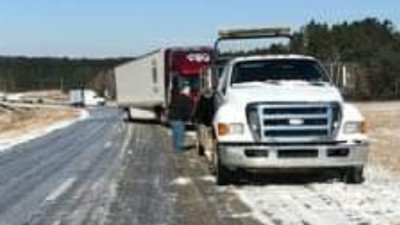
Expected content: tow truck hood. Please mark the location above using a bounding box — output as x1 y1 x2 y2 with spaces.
226 82 343 104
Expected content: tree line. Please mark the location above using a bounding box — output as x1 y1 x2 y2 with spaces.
300 18 400 99
222 18 400 100
0 56 132 95
1 17 400 100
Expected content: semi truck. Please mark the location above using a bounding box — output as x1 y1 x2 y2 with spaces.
114 47 213 121
196 28 369 185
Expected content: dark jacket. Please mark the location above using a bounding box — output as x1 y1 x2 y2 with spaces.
193 94 215 126
168 93 191 121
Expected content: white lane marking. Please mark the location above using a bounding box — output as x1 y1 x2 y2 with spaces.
46 178 76 201
119 124 132 159
104 141 112 149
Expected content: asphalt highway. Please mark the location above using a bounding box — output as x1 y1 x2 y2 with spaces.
0 107 257 225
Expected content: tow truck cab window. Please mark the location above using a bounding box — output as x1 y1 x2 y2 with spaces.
231 59 329 84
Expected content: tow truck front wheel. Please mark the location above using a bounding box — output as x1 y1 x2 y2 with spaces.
216 156 233 186
209 136 236 185
343 167 364 184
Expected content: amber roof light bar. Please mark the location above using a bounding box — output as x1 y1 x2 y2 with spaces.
213 27 294 64
218 27 292 40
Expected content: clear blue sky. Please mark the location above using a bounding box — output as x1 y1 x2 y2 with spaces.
0 0 399 58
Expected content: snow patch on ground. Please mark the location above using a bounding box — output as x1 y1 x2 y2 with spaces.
229 102 400 225
234 168 400 225
78 109 90 120
170 177 193 186
198 175 217 183
0 109 89 152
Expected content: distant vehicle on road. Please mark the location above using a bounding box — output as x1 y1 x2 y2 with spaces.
4 93 22 103
69 89 105 107
21 96 44 104
114 46 213 122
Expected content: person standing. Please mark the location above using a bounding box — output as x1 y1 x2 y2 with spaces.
169 85 191 153
193 88 215 156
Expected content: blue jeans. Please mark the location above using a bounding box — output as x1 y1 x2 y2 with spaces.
170 120 185 153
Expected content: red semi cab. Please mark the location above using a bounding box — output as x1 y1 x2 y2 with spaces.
115 46 213 122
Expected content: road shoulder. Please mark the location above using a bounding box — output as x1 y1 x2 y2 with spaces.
0 105 89 152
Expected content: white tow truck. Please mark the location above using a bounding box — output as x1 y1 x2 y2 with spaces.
197 28 369 185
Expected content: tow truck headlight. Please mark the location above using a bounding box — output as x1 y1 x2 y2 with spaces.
246 105 261 140
218 123 244 136
344 121 367 134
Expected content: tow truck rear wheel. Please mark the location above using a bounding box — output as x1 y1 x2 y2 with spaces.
343 167 364 184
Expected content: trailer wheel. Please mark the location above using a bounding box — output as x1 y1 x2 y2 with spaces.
155 107 167 125
343 167 364 184
123 108 132 122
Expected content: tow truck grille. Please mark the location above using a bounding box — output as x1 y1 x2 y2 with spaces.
250 102 340 141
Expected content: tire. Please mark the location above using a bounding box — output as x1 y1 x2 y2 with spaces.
155 107 168 125
208 135 235 185
216 158 232 185
343 167 364 184
123 108 132 122
215 147 237 185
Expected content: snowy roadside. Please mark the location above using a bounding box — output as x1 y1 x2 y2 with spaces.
0 109 89 152
233 166 400 225
226 102 400 225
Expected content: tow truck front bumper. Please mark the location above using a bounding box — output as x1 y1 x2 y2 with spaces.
218 141 369 170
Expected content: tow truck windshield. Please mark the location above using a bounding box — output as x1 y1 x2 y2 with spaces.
231 59 330 85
